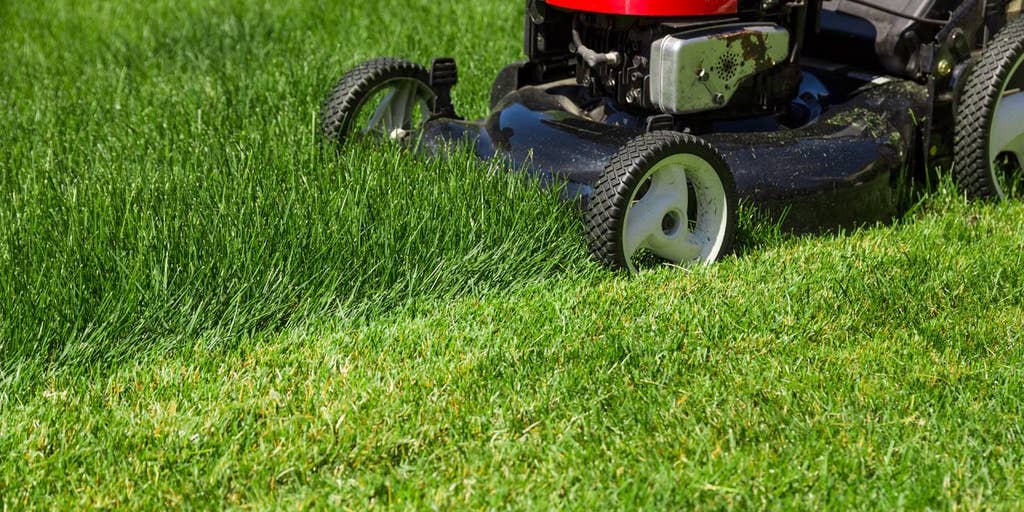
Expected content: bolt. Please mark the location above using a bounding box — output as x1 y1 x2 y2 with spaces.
606 77 616 88
698 68 710 82
626 89 640 104
713 93 726 105
937 59 952 77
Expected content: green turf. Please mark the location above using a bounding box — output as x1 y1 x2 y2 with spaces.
3 0 1024 508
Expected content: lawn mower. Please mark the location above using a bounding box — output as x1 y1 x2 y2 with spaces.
320 0 1024 272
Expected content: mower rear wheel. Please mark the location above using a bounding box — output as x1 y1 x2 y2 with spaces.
321 58 435 145
585 131 737 272
954 16 1024 199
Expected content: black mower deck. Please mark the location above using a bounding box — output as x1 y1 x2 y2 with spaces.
419 67 929 232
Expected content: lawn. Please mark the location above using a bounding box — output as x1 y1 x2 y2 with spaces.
2 0 1023 508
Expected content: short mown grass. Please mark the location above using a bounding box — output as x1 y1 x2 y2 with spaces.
2 0 1023 509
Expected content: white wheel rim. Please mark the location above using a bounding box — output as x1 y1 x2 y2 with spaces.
621 153 729 272
358 79 434 140
989 53 1024 198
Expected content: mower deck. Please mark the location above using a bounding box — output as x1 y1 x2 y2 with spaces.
419 66 928 232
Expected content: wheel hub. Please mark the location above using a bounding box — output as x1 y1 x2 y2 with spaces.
661 210 682 237
622 153 729 271
360 80 433 138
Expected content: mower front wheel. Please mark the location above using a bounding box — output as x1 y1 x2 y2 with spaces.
585 131 738 273
321 58 435 145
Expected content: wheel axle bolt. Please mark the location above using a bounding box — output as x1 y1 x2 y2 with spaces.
937 59 952 77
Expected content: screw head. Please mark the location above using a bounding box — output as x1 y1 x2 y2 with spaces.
937 59 952 77
713 93 726 105
698 68 710 82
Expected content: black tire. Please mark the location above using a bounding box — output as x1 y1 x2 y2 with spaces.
585 131 738 272
954 16 1024 199
320 58 433 144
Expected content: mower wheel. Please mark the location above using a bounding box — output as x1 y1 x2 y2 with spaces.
321 58 435 144
954 16 1024 199
585 131 737 272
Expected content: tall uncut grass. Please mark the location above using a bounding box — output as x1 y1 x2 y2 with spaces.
0 0 591 369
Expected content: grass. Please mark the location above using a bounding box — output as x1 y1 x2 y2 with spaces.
0 0 586 371
2 0 1024 508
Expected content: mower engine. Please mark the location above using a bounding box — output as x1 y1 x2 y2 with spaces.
521 0 810 118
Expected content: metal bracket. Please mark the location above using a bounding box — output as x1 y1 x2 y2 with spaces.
920 0 985 167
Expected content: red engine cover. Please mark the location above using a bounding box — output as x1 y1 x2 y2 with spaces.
545 0 737 17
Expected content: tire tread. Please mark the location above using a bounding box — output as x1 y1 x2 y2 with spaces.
584 131 737 270
954 16 1024 199
320 58 431 143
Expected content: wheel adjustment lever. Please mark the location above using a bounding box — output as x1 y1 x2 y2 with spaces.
429 57 462 120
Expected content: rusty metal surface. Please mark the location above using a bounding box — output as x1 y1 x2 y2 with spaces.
650 23 791 114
